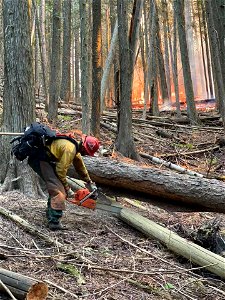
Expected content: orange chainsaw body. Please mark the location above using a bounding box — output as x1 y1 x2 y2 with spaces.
69 188 96 210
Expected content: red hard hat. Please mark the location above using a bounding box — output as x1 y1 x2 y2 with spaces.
82 135 100 156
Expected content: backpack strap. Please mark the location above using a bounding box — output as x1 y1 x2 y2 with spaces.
54 135 79 153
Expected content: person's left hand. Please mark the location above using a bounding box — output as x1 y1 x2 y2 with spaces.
91 189 98 200
86 181 98 200
66 188 75 198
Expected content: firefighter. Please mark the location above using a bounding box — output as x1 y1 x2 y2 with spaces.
28 135 100 230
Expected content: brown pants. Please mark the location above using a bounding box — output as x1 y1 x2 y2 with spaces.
39 161 66 211
28 157 66 223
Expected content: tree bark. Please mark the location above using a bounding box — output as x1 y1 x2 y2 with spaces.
201 0 214 98
91 0 102 138
174 0 200 125
0 268 48 300
147 0 159 116
48 0 62 122
60 0 72 103
140 24 148 119
184 0 198 97
155 1 169 105
171 6 181 116
40 0 49 109
101 19 118 111
71 157 225 212
0 0 3 68
116 0 142 160
0 0 39 197
73 1 80 104
161 0 171 100
79 0 90 134
205 0 225 128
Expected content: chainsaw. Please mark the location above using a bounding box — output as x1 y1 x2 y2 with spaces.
66 177 123 215
68 188 97 210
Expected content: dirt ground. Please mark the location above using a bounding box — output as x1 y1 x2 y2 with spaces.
1 107 225 299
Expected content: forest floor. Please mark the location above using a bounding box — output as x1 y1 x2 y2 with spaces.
1 104 225 299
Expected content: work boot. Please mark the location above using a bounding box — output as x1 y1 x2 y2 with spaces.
48 222 68 231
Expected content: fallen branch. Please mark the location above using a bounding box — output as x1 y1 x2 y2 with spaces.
110 273 164 297
69 262 209 276
44 279 78 299
159 146 219 158
0 206 62 247
140 152 204 178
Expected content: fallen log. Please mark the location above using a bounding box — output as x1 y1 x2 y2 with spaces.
72 157 225 212
0 206 62 247
119 209 225 279
66 179 225 279
0 268 48 300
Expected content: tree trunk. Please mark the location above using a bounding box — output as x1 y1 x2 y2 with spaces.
120 209 225 280
148 0 159 116
161 0 171 100
72 157 225 213
48 0 62 122
40 0 49 109
171 15 181 116
205 0 225 128
155 2 169 105
140 24 148 119
0 0 39 197
101 19 118 111
0 0 3 68
184 0 198 97
201 0 214 98
116 0 142 160
60 0 71 103
73 1 80 104
109 0 119 110
79 0 90 134
211 0 225 85
197 0 209 99
174 0 200 125
34 26 39 97
91 0 102 138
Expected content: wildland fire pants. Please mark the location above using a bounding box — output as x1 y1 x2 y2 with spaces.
28 158 66 224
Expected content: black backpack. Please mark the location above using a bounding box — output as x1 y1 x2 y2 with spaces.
11 122 78 161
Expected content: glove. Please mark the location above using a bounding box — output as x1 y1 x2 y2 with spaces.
86 181 98 200
66 188 75 198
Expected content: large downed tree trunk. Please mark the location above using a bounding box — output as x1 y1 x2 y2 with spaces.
0 268 48 299
119 209 225 279
71 157 225 212
67 177 225 279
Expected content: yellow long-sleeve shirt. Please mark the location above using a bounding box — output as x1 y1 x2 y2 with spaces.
46 139 91 188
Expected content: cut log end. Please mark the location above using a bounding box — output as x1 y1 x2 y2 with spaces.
27 282 48 300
